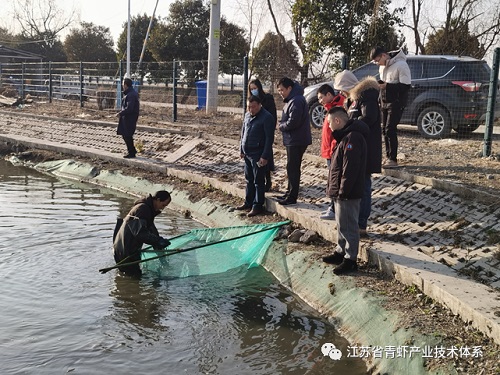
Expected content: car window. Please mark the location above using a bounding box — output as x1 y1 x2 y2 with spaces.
352 63 379 80
423 61 455 79
466 61 492 82
408 60 423 79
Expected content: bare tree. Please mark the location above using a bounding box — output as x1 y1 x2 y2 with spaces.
410 0 426 54
400 0 500 58
233 0 267 54
12 0 76 46
448 0 500 56
266 0 307 85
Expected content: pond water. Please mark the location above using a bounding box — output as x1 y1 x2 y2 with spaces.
0 159 367 374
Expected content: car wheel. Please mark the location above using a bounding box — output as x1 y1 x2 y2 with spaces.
309 100 326 129
417 106 452 139
455 124 480 136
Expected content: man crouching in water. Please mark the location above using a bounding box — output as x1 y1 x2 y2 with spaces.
113 190 172 277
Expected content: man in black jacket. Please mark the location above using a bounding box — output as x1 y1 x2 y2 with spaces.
116 77 140 158
322 107 368 275
335 70 382 237
370 46 411 168
276 77 312 205
113 190 171 276
236 95 275 217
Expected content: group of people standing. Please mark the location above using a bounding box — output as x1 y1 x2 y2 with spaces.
237 46 411 275
113 46 410 278
237 77 313 216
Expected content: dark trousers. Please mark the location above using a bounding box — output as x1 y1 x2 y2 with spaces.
122 135 137 156
244 155 266 209
265 155 275 192
381 105 404 161
265 170 272 192
285 145 308 201
358 174 372 229
114 250 142 277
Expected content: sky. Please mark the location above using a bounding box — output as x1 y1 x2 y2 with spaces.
0 0 437 62
0 0 289 48
66 0 254 42
1 1 495 65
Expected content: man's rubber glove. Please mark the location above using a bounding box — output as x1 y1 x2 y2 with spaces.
154 237 171 250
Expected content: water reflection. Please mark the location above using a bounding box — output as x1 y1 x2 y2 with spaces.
0 159 366 374
111 274 166 332
107 266 366 374
229 268 359 375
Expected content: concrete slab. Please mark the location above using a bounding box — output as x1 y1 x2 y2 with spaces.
361 242 500 344
164 138 204 163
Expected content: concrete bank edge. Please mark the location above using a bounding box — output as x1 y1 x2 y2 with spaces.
360 244 500 346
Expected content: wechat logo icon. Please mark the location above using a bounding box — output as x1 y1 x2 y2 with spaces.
321 343 343 360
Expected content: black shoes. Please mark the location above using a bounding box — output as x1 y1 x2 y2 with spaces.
276 193 289 200
247 207 264 217
333 259 358 275
123 154 136 159
322 252 345 265
235 204 252 211
278 198 297 206
324 252 358 275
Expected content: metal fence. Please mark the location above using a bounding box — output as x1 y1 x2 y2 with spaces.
0 60 247 111
0 54 498 145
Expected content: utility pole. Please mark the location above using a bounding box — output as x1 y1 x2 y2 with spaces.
126 0 131 78
206 0 221 113
137 0 159 74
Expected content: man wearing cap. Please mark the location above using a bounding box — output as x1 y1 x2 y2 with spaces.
370 46 411 169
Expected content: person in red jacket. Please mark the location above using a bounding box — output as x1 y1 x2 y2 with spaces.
317 84 344 220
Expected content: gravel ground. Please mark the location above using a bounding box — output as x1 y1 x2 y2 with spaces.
6 100 499 197
1 101 500 374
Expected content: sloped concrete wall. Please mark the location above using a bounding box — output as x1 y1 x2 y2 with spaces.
25 157 457 374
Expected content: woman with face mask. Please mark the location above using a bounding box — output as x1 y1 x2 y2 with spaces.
248 79 277 192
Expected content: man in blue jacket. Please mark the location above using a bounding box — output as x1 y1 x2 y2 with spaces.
236 95 275 217
276 77 312 205
116 77 140 158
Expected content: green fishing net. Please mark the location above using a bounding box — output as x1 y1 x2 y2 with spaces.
140 221 288 278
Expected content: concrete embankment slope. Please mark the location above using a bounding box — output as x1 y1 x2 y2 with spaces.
1 111 499 368
18 157 450 375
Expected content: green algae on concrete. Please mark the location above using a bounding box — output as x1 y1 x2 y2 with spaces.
29 158 456 374
262 245 456 375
